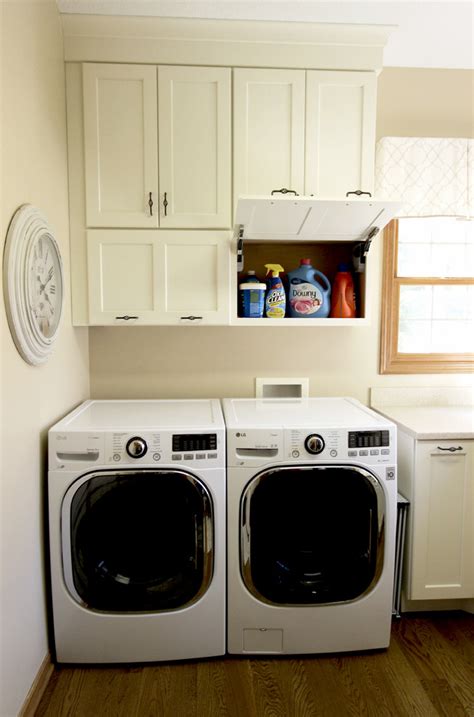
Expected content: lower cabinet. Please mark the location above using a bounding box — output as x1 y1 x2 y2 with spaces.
398 432 474 601
87 230 230 325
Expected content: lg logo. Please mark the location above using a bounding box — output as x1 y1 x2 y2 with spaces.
236 432 247 438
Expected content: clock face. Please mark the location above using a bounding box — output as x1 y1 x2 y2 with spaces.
3 204 64 365
28 233 63 339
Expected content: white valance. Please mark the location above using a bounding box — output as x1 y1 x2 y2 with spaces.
375 137 474 218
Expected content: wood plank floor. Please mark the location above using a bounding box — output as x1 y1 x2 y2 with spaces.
36 612 474 717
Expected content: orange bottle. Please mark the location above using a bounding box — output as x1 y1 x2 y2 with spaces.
329 263 357 318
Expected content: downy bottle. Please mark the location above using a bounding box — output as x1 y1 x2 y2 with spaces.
287 259 331 318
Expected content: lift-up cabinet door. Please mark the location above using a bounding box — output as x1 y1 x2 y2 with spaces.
87 230 230 325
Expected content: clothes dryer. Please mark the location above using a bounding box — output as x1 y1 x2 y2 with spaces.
48 399 225 663
222 397 397 655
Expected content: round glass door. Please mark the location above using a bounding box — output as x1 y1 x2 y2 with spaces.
241 465 385 606
63 470 213 612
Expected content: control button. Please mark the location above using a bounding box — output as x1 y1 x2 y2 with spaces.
386 468 396 480
292 450 300 458
348 450 357 457
196 453 206 459
207 453 218 459
381 449 390 455
113 453 121 462
359 450 369 456
172 454 182 461
184 454 193 460
330 449 338 457
126 436 148 459
370 449 380 455
304 434 325 455
153 453 161 461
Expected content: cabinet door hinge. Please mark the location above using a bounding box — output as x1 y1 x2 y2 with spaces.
234 224 244 272
353 226 379 272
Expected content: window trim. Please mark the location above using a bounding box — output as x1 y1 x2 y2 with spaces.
380 219 474 374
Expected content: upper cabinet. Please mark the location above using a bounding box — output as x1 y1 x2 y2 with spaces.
82 63 231 230
233 69 306 204
83 64 159 228
305 71 376 198
233 68 376 207
158 66 231 228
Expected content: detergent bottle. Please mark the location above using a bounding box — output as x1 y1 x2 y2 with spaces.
329 263 357 318
264 264 286 318
239 270 261 316
287 259 331 318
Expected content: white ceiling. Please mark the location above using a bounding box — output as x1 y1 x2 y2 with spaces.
57 0 474 69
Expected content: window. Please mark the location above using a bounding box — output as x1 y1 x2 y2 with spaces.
380 217 474 374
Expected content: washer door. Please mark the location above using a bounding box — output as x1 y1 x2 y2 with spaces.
241 465 385 606
62 470 213 612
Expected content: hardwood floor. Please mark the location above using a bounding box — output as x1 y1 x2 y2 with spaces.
36 612 474 717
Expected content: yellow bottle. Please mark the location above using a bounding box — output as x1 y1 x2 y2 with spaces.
264 264 286 319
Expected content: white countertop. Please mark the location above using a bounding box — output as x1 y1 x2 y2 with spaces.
372 405 474 440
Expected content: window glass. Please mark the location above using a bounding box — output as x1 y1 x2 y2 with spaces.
398 218 474 278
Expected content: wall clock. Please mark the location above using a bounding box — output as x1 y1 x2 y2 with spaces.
3 204 64 365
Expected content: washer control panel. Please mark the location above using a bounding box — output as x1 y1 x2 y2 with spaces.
105 431 222 466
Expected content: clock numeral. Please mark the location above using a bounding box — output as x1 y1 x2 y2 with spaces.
44 247 49 264
50 284 55 294
38 238 43 258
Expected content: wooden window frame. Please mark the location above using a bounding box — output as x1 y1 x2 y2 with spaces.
380 219 474 374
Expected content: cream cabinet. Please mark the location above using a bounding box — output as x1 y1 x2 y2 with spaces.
87 230 230 325
233 68 376 207
305 71 376 197
398 433 474 601
82 64 231 229
233 69 306 206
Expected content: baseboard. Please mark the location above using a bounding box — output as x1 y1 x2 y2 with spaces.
18 654 54 717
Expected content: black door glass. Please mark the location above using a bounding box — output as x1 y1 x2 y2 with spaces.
246 467 380 604
69 471 212 612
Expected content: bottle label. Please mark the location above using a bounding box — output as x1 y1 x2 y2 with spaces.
289 279 323 315
266 289 285 318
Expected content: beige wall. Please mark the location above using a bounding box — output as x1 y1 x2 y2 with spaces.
0 3 89 715
89 67 474 402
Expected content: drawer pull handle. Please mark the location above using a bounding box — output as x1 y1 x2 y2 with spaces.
437 445 463 452
163 192 168 216
115 315 139 321
148 192 153 216
180 315 203 321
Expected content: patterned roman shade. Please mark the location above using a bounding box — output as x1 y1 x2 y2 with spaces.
375 137 474 217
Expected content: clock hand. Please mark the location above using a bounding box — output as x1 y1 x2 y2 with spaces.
39 266 54 294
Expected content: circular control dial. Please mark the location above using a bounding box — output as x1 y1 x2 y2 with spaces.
304 434 325 455
126 436 148 459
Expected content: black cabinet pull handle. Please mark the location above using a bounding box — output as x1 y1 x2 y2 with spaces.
148 192 153 216
180 315 203 321
271 188 299 196
115 315 139 321
437 445 463 452
346 189 372 198
163 192 168 216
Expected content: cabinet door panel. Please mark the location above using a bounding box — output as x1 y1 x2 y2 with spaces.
305 71 376 197
87 231 161 324
159 232 230 324
158 67 231 228
411 441 474 599
83 64 158 228
233 69 305 210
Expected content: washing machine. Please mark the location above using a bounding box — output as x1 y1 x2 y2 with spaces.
222 397 397 655
48 399 225 663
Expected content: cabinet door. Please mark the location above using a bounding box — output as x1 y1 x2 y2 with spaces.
411 440 474 600
87 231 161 324
305 71 376 198
158 67 231 229
83 64 158 228
157 232 230 325
233 69 305 210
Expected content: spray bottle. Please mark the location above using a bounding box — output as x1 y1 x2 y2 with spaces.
264 264 286 319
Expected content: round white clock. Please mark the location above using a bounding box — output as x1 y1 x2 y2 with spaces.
3 204 64 365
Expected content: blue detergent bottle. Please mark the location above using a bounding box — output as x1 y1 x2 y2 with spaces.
287 258 331 318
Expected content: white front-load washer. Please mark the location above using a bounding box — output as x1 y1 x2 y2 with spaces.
48 399 225 663
222 397 397 655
